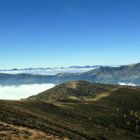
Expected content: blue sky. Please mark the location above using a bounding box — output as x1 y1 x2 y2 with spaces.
0 0 140 68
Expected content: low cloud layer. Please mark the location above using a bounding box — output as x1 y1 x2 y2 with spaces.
0 67 95 75
0 84 55 100
118 82 136 86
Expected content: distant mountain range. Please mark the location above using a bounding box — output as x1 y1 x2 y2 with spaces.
0 65 101 72
0 66 97 76
0 65 118 75
0 63 140 85
0 65 105 71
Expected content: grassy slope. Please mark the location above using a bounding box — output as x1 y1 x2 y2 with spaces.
0 121 59 140
0 83 140 139
28 80 117 102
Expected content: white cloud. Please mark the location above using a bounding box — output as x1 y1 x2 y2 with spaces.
0 84 55 100
0 67 95 75
118 82 136 86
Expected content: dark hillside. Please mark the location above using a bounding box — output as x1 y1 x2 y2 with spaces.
28 80 117 102
0 81 140 139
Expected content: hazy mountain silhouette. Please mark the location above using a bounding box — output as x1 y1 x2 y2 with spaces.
0 63 140 85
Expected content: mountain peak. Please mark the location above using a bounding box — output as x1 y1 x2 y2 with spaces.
28 81 116 102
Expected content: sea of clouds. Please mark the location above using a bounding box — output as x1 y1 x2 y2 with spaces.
118 82 136 86
0 68 95 75
0 84 55 100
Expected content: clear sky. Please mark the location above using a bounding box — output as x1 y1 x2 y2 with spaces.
0 0 140 69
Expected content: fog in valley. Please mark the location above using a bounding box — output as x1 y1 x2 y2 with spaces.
0 84 55 100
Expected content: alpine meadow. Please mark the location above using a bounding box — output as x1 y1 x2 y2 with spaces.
0 0 140 140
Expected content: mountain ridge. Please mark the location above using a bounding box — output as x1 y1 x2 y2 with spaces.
0 81 140 139
27 80 118 102
0 63 140 85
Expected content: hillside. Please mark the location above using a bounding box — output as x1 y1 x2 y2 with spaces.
28 80 117 102
81 63 140 85
0 73 57 85
0 63 140 85
57 63 140 85
0 81 140 139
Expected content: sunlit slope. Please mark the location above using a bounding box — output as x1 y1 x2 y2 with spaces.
81 63 140 84
28 80 117 102
0 81 140 139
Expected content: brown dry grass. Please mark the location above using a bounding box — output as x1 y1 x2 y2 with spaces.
0 121 64 140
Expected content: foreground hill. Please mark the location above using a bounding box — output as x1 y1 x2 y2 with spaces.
0 81 140 139
0 63 140 85
28 81 117 102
